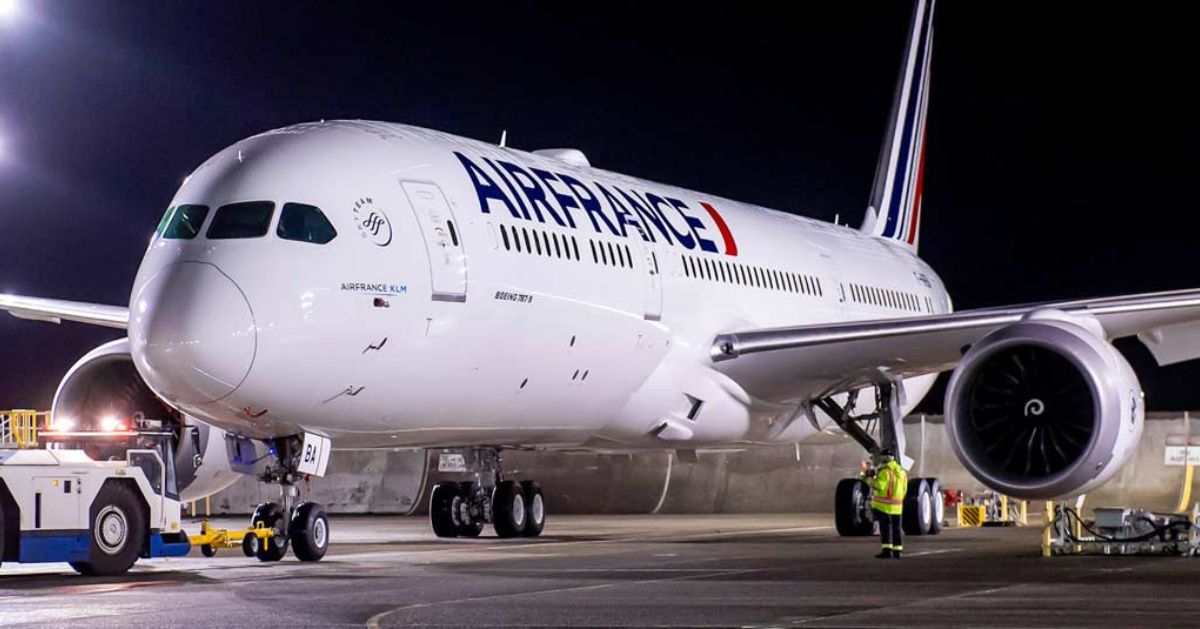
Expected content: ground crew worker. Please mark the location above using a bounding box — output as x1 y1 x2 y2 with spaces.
870 448 907 558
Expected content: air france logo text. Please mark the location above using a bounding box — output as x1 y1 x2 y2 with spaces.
455 152 738 256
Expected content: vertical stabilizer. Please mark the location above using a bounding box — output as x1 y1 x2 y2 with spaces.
860 0 936 251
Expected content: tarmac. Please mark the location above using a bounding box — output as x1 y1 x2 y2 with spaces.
1 513 1199 628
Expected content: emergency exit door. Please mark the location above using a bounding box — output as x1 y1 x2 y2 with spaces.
402 181 467 302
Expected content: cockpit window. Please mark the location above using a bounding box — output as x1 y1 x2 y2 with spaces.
207 201 275 239
162 204 210 240
154 207 174 237
277 203 337 245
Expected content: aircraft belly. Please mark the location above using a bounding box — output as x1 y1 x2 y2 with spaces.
259 281 665 447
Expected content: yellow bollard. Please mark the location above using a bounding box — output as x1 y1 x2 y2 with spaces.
1176 464 1194 514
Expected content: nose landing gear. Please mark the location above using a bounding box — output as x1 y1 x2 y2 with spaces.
428 449 546 539
249 436 331 562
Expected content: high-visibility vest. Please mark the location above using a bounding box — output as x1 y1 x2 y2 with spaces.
871 460 908 515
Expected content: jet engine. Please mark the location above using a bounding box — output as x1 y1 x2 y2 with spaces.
945 310 1143 499
51 338 247 502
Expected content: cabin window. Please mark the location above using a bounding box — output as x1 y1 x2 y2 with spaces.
207 201 275 239
277 203 337 245
162 204 210 240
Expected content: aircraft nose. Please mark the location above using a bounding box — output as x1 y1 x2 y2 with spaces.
130 262 256 404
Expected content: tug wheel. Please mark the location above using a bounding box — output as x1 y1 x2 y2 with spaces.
70 482 147 576
242 532 259 557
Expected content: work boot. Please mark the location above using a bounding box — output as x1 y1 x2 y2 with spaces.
892 551 902 559
875 550 893 559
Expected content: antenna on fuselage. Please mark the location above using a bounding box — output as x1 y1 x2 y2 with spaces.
499 130 508 148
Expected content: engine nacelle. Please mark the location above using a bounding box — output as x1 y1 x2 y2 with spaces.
52 338 247 502
945 311 1143 499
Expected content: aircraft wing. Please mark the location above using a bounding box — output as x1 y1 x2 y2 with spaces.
711 288 1200 402
0 294 129 329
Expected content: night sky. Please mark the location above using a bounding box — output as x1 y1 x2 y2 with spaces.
0 2 1195 412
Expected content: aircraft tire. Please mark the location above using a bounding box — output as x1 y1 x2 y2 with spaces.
520 481 545 537
290 502 330 562
834 478 874 537
925 478 944 535
492 480 526 538
902 478 932 536
430 482 463 538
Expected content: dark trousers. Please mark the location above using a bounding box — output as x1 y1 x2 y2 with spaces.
874 509 902 551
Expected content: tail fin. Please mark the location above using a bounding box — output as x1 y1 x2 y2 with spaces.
860 0 936 251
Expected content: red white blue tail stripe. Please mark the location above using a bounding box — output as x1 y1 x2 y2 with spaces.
862 0 935 251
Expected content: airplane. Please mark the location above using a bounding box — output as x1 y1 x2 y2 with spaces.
2 0 1195 564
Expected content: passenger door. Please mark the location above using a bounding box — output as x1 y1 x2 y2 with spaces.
401 181 467 302
820 253 846 316
635 240 663 321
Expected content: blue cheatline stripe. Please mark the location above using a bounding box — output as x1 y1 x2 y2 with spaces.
899 33 934 244
883 0 933 239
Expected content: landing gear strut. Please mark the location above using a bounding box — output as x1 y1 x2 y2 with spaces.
250 436 330 562
428 449 546 539
816 381 942 537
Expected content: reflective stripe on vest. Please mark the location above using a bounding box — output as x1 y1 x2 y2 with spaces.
873 463 907 506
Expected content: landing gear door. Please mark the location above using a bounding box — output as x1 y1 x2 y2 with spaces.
401 181 467 303
297 432 332 477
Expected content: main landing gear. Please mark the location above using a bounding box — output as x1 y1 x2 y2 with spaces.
428 448 546 539
817 381 943 538
247 436 330 562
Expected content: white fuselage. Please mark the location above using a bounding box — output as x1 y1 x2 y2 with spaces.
127 121 950 450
